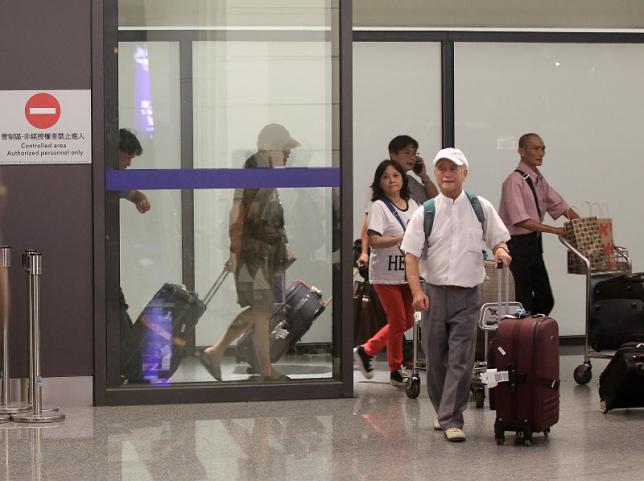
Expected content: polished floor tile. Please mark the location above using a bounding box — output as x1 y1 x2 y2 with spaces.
1 354 642 481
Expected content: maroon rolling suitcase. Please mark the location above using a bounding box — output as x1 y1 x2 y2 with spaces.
488 315 560 445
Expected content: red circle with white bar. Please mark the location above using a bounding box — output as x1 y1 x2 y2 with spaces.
24 93 61 129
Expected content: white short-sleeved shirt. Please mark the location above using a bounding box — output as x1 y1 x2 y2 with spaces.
401 191 510 287
368 198 419 284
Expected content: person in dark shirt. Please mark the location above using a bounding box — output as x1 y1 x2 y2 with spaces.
197 124 299 381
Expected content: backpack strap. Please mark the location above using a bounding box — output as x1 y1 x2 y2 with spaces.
422 198 436 242
380 197 408 233
466 192 485 228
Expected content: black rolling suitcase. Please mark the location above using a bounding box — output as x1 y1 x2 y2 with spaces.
589 299 644 351
590 273 644 351
599 342 644 413
122 269 228 382
235 280 326 373
593 273 644 301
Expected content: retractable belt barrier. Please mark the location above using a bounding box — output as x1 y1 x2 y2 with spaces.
12 250 65 424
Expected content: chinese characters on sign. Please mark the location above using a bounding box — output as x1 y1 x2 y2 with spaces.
0 90 91 165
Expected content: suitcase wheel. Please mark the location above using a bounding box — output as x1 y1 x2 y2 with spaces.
495 434 505 445
573 364 592 385
405 375 421 399
515 430 533 446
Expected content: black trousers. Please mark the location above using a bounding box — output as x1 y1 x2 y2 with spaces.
507 233 554 316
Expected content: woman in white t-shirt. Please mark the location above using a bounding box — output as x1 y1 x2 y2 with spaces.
353 160 419 387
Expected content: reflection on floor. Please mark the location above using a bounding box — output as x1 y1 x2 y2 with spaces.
169 353 334 383
2 353 644 481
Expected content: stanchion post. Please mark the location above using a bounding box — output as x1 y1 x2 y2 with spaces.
12 251 64 424
0 246 30 417
22 249 35 406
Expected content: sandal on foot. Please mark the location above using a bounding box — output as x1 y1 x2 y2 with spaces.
195 350 222 381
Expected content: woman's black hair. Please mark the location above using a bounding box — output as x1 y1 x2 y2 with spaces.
370 160 410 202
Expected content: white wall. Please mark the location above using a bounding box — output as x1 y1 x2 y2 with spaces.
353 0 644 29
118 0 644 29
454 42 644 335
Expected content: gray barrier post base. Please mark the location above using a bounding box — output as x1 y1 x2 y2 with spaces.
0 403 31 415
11 411 65 424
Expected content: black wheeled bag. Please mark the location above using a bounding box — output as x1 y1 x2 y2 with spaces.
590 273 644 350
235 280 326 373
598 342 644 412
593 273 644 301
122 269 228 382
589 298 644 351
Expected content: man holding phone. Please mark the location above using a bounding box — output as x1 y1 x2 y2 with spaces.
357 135 438 267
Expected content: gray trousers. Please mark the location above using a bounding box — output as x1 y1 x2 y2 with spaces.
422 284 480 430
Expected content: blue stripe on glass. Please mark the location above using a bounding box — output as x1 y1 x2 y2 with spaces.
106 167 341 191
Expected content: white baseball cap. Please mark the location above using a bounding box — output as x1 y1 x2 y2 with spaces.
432 147 469 168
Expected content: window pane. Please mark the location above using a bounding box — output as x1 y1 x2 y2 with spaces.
118 42 183 358
112 5 340 389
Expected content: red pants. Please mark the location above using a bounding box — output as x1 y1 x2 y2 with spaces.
363 284 414 371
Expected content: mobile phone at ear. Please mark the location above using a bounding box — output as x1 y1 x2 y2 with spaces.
413 160 424 174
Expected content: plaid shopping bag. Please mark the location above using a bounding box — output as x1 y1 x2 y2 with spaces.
564 216 605 272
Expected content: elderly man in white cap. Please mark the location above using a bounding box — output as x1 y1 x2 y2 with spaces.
401 147 511 442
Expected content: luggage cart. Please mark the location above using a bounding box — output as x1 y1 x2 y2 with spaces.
559 237 631 385
474 264 523 407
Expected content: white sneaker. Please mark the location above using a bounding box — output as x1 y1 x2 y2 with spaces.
433 419 442 431
444 427 466 442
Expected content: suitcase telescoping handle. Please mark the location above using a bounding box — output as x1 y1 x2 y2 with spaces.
202 266 230 306
496 260 510 318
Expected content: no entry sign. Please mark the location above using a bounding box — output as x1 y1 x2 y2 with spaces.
25 93 62 129
0 89 91 165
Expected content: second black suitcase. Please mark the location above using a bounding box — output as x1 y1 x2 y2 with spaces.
599 342 644 412
122 270 228 382
235 280 326 373
593 273 644 301
589 298 644 351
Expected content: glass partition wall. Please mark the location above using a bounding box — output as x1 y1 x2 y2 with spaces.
354 31 644 342
99 0 352 405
